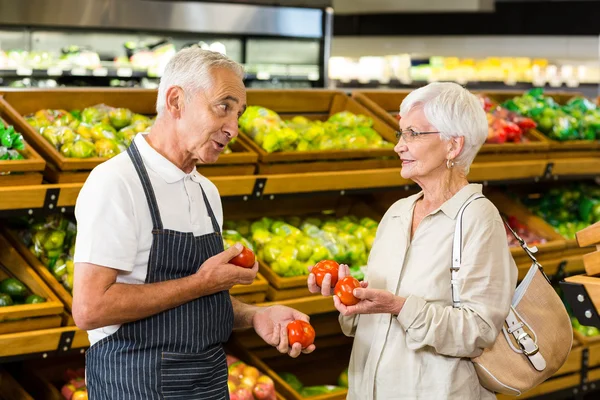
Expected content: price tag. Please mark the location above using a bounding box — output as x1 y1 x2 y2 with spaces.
47 67 63 76
16 67 32 76
71 67 87 76
256 71 271 80
117 68 133 77
92 68 108 77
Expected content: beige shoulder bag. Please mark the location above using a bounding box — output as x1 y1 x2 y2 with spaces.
452 195 572 396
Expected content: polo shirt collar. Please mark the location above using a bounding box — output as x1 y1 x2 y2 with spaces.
134 133 198 184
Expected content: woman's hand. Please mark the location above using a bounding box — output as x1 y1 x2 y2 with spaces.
307 263 354 296
334 287 405 317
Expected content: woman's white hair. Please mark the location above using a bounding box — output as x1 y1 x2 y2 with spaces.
400 82 487 174
156 47 245 115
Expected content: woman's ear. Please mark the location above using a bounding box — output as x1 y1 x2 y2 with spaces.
447 136 465 160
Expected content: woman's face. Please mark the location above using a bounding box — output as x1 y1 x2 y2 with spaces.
394 106 450 181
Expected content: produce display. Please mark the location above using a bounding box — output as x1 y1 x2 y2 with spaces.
0 276 46 306
520 184 600 239
17 214 77 293
502 89 600 141
223 215 378 278
279 371 346 398
25 105 153 158
60 367 88 400
0 123 26 160
25 105 237 159
504 215 547 247
239 107 394 153
227 354 277 400
478 94 538 144
287 320 316 349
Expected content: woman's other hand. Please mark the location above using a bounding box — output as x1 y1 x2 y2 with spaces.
334 287 405 317
307 263 352 296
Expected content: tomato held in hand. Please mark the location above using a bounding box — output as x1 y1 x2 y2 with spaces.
312 260 339 287
230 246 256 269
287 320 316 349
335 276 361 306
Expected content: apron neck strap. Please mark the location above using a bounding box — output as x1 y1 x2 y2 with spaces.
199 184 221 234
127 140 164 230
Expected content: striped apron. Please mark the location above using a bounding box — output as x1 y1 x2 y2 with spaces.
85 141 234 399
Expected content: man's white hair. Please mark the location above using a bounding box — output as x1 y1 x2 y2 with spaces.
156 47 245 115
400 82 487 174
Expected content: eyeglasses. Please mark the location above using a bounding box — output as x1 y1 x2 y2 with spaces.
395 128 440 142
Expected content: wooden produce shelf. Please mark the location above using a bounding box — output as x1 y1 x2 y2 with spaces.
487 90 599 152
0 88 258 183
551 157 600 177
352 89 552 156
256 295 337 316
496 374 580 400
243 89 400 175
234 338 350 400
230 273 269 304
15 354 85 400
3 229 74 315
0 235 64 334
0 326 89 360
468 160 548 183
0 368 34 400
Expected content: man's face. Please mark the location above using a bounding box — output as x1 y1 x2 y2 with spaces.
177 68 247 164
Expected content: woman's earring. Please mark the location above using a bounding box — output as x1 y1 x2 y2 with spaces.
446 159 455 169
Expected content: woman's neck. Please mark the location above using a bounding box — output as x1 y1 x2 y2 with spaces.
414 169 469 210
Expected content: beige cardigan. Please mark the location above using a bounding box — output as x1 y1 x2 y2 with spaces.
340 184 518 400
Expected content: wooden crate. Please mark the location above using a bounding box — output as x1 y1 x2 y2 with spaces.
0 88 258 183
3 228 74 315
231 336 350 400
352 90 552 158
0 100 46 187
0 368 34 400
231 273 269 304
487 191 567 262
0 234 64 334
242 89 400 174
225 196 381 301
487 90 598 152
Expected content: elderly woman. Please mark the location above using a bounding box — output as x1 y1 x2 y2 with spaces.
308 82 517 399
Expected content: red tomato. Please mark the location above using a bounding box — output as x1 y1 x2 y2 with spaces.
312 260 339 287
287 320 315 349
334 276 361 306
230 246 256 269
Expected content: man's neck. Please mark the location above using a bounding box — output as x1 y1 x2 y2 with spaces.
144 121 196 174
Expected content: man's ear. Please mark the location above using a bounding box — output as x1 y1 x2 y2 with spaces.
165 86 184 118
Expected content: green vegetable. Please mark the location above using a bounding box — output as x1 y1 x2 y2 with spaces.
0 278 28 298
0 293 13 307
279 372 304 392
25 294 46 304
300 385 345 397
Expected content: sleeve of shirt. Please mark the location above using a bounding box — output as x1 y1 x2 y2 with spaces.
73 165 138 272
397 203 517 358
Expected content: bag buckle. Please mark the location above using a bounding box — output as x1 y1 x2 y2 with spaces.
517 332 539 356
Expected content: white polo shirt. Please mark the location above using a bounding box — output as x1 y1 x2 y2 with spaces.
74 133 223 346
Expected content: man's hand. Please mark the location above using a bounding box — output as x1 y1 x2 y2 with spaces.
253 305 316 358
194 243 258 294
334 288 405 317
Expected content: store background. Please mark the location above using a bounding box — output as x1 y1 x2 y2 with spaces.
1 1 600 399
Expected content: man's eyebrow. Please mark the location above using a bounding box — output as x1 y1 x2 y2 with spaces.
219 95 239 103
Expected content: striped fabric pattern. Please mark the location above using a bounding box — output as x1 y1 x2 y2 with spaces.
86 141 234 399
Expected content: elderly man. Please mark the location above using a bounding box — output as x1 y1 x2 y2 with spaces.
73 48 314 399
